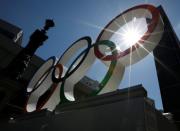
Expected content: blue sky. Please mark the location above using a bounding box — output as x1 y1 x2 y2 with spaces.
0 0 180 109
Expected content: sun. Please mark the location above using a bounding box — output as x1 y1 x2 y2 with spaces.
110 17 148 52
122 26 143 46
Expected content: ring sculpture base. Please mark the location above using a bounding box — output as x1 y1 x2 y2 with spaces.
0 85 177 131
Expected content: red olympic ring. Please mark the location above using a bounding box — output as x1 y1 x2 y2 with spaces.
36 64 63 110
94 4 160 61
26 63 63 112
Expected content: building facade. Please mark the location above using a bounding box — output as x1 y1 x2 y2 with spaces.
153 6 180 126
0 19 23 45
74 76 99 100
0 19 44 120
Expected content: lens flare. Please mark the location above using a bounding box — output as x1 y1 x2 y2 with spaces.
111 17 148 52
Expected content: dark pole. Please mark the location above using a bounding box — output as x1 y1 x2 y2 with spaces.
2 19 55 80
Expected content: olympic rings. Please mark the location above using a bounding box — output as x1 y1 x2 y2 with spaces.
26 4 164 112
26 38 125 111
